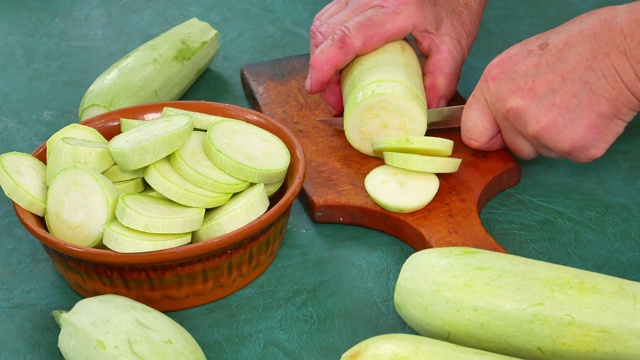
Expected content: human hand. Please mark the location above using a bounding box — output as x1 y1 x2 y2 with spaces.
462 4 640 162
306 0 487 114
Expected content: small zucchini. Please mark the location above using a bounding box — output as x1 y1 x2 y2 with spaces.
52 294 206 359
78 18 219 121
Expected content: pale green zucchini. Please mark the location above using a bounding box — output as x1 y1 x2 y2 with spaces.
52 294 206 359
341 40 428 156
204 120 290 184
140 186 169 199
394 247 640 360
371 136 454 157
115 193 204 234
364 164 439 213
45 165 119 247
102 219 192 253
0 152 47 216
383 151 461 173
169 131 249 193
46 137 115 186
112 177 146 194
192 183 270 243
341 333 520 360
161 106 239 131
101 163 144 182
45 123 108 161
119 118 146 132
78 18 220 121
108 114 193 170
264 178 285 198
144 157 232 208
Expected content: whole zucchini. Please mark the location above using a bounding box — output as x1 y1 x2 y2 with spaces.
394 247 640 360
341 333 521 360
52 294 206 360
78 17 219 121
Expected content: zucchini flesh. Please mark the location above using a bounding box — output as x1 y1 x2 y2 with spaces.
115 193 204 234
341 40 428 156
112 177 146 194
79 18 220 121
108 114 194 170
383 151 461 173
102 219 192 253
169 131 249 193
101 163 144 182
119 118 146 132
46 137 115 186
204 120 290 184
161 106 237 131
372 136 454 157
144 157 232 209
364 164 439 213
192 183 270 243
394 247 640 360
45 165 119 247
0 152 47 217
45 123 108 161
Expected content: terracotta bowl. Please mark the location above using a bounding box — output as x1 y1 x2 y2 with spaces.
14 101 306 311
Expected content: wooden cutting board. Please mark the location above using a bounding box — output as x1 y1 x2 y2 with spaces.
240 54 520 252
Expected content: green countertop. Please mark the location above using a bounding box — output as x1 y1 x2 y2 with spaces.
1 1 638 358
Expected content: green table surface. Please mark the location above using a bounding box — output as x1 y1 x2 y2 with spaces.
1 0 638 358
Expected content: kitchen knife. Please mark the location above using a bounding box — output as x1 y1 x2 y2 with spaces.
316 104 464 130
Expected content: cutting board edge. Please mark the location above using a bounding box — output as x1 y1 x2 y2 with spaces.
298 161 521 252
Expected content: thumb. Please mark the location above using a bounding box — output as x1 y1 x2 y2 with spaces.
461 89 505 151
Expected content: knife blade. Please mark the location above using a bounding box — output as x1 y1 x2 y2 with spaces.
316 104 464 130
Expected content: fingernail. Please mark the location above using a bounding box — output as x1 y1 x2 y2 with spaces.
305 73 312 92
437 98 447 108
326 103 337 116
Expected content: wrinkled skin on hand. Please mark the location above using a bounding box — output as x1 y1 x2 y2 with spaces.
462 4 640 162
306 0 487 114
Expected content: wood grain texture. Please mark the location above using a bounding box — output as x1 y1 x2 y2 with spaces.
241 54 520 252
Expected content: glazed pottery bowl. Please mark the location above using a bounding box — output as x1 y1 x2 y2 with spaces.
14 101 306 311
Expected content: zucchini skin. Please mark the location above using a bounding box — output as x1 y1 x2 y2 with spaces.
339 40 428 156
78 18 219 121
394 247 640 360
53 294 206 359
341 333 521 360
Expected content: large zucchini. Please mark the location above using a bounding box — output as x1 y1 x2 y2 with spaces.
341 333 520 359
394 247 640 359
78 18 219 121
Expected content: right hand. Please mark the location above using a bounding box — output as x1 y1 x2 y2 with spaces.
306 0 487 115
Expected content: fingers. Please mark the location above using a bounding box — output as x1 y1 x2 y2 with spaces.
420 44 464 108
461 90 506 152
320 73 344 115
306 3 413 95
462 89 545 160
